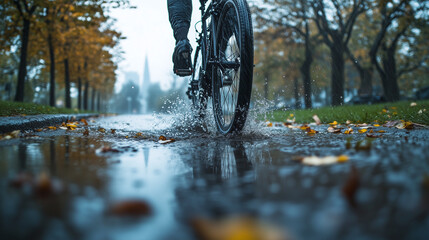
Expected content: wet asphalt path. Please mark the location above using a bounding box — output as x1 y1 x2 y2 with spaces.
1 114 429 240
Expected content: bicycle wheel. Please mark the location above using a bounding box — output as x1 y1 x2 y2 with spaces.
212 0 253 134
190 45 209 118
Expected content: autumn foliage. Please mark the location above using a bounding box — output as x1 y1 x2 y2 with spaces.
1 0 131 109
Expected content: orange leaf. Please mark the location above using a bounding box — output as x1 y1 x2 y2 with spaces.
109 200 151 216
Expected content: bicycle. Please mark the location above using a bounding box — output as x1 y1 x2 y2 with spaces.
186 0 254 135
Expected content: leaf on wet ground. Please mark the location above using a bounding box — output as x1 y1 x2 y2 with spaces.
266 121 273 127
80 118 89 126
158 135 175 144
111 129 116 134
344 127 353 134
48 126 57 130
109 199 151 216
312 115 322 125
98 128 106 133
327 126 342 133
358 129 367 134
0 130 21 140
342 166 360 208
295 155 349 166
191 216 288 240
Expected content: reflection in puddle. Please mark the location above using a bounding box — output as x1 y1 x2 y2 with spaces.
1 131 429 239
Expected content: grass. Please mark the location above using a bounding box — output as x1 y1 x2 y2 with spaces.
0 101 96 117
264 100 429 125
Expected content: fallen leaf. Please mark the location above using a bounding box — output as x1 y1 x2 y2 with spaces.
327 126 342 133
358 129 367 133
373 124 380 127
80 118 89 126
98 128 106 133
312 115 321 125
266 121 273 127
305 127 318 135
35 129 43 132
299 155 349 166
344 128 353 134
109 199 151 216
191 216 287 240
342 166 359 208
377 130 386 133
48 126 57 130
34 172 53 196
329 121 338 126
158 135 175 144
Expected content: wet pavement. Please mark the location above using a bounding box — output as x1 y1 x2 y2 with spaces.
1 114 429 240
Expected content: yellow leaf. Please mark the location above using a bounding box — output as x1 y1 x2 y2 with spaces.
98 128 106 133
344 128 353 134
358 129 367 133
373 124 380 127
337 155 349 163
48 126 57 130
378 130 386 133
329 121 338 126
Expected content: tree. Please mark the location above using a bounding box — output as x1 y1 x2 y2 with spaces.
254 0 320 108
369 0 426 101
311 0 367 106
10 0 40 102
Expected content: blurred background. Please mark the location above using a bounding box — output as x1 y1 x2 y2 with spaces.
0 0 428 114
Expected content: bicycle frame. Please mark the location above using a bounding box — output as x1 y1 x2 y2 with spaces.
194 0 241 92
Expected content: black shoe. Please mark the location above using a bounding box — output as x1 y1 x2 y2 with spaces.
173 39 193 77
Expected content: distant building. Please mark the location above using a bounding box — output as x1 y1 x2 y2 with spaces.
141 55 151 113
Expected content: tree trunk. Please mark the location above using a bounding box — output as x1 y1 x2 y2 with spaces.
294 77 301 109
48 31 56 107
91 88 96 111
97 91 101 112
358 67 373 96
381 48 400 101
84 81 89 110
301 27 313 109
14 18 30 102
330 45 345 106
64 58 71 108
77 77 82 109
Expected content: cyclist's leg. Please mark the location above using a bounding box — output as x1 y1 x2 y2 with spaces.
167 0 192 42
168 0 193 76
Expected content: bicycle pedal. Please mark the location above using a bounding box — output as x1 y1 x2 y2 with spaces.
175 68 193 77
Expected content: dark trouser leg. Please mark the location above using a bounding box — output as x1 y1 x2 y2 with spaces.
167 0 192 42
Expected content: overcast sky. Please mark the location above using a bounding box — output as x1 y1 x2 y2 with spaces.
109 0 201 91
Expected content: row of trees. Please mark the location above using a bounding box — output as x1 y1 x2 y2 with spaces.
253 0 428 107
0 0 130 109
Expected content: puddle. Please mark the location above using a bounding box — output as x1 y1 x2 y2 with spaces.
1 115 429 239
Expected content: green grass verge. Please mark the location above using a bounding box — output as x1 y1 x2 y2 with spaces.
265 100 429 125
0 101 96 117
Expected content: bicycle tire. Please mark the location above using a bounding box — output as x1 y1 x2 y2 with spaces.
212 0 253 134
190 44 209 119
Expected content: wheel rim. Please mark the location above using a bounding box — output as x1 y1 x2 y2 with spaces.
214 2 241 131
